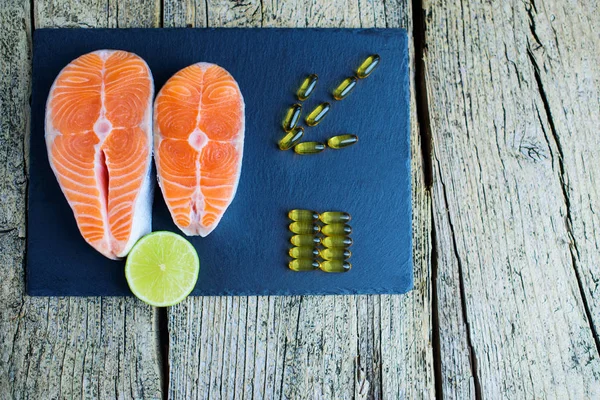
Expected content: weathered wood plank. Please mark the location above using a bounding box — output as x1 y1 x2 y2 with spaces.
526 0 600 337
165 1 434 399
34 0 161 28
424 0 600 397
0 1 162 398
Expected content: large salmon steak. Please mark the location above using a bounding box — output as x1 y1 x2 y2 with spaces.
154 63 245 237
45 50 154 260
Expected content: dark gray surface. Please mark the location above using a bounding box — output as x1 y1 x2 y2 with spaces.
28 28 412 296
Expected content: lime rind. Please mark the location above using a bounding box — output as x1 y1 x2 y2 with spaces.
125 231 199 307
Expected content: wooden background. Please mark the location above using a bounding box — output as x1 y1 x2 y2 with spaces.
1 0 599 398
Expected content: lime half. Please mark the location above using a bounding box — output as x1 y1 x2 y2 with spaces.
125 231 199 307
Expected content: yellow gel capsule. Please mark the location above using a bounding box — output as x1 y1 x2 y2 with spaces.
321 236 353 248
289 246 319 259
282 104 302 132
319 211 351 224
297 74 318 101
288 209 319 221
290 234 321 246
327 134 358 149
357 54 380 78
320 260 352 273
305 102 330 126
320 248 352 261
333 77 358 100
321 223 352 236
279 127 304 150
289 222 321 235
294 142 326 155
289 259 320 272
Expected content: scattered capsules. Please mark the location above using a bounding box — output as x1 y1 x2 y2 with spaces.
333 77 358 100
294 142 326 155
319 211 351 224
289 246 320 259
321 236 353 248
320 260 352 273
357 54 380 79
279 127 304 151
289 259 320 272
288 209 319 221
320 248 352 261
290 234 321 246
322 223 352 236
282 104 302 132
305 102 330 126
327 134 358 149
289 221 321 235
297 74 318 101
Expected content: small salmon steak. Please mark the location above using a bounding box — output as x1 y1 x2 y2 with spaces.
45 50 154 259
154 63 245 237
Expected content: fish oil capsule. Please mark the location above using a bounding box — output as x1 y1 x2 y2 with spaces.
356 54 380 78
320 248 352 261
297 74 318 101
289 221 321 235
279 127 304 150
289 259 320 272
322 223 352 236
319 211 351 224
305 102 330 126
320 260 352 273
289 246 319 259
288 209 319 221
321 236 353 248
332 77 358 100
294 142 326 155
290 234 321 246
327 134 358 149
282 104 302 132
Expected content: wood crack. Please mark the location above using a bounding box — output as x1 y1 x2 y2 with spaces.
158 307 169 400
435 155 482 400
527 44 600 356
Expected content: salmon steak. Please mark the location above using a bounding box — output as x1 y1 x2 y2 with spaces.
154 63 245 237
45 50 154 259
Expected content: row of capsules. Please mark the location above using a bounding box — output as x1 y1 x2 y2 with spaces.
278 54 381 154
288 209 353 272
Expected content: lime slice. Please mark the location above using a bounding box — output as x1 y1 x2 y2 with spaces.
125 231 199 307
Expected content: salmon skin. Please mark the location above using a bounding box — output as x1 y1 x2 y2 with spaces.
45 50 154 260
154 63 245 237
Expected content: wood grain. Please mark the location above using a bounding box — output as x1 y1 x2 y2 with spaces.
0 1 163 398
163 0 434 399
424 0 600 397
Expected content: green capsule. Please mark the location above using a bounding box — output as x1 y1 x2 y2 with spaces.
321 236 353 248
321 223 352 236
289 221 321 235
297 74 318 101
333 77 358 100
289 246 319 259
279 127 304 150
305 102 330 126
289 259 320 272
290 234 321 246
320 248 352 261
282 104 302 132
327 134 358 149
294 142 326 155
320 260 352 273
319 211 351 224
356 54 380 78
288 209 319 221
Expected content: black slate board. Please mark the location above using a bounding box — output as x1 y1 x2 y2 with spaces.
27 28 412 296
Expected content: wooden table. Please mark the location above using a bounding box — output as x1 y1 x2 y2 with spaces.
1 0 599 398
